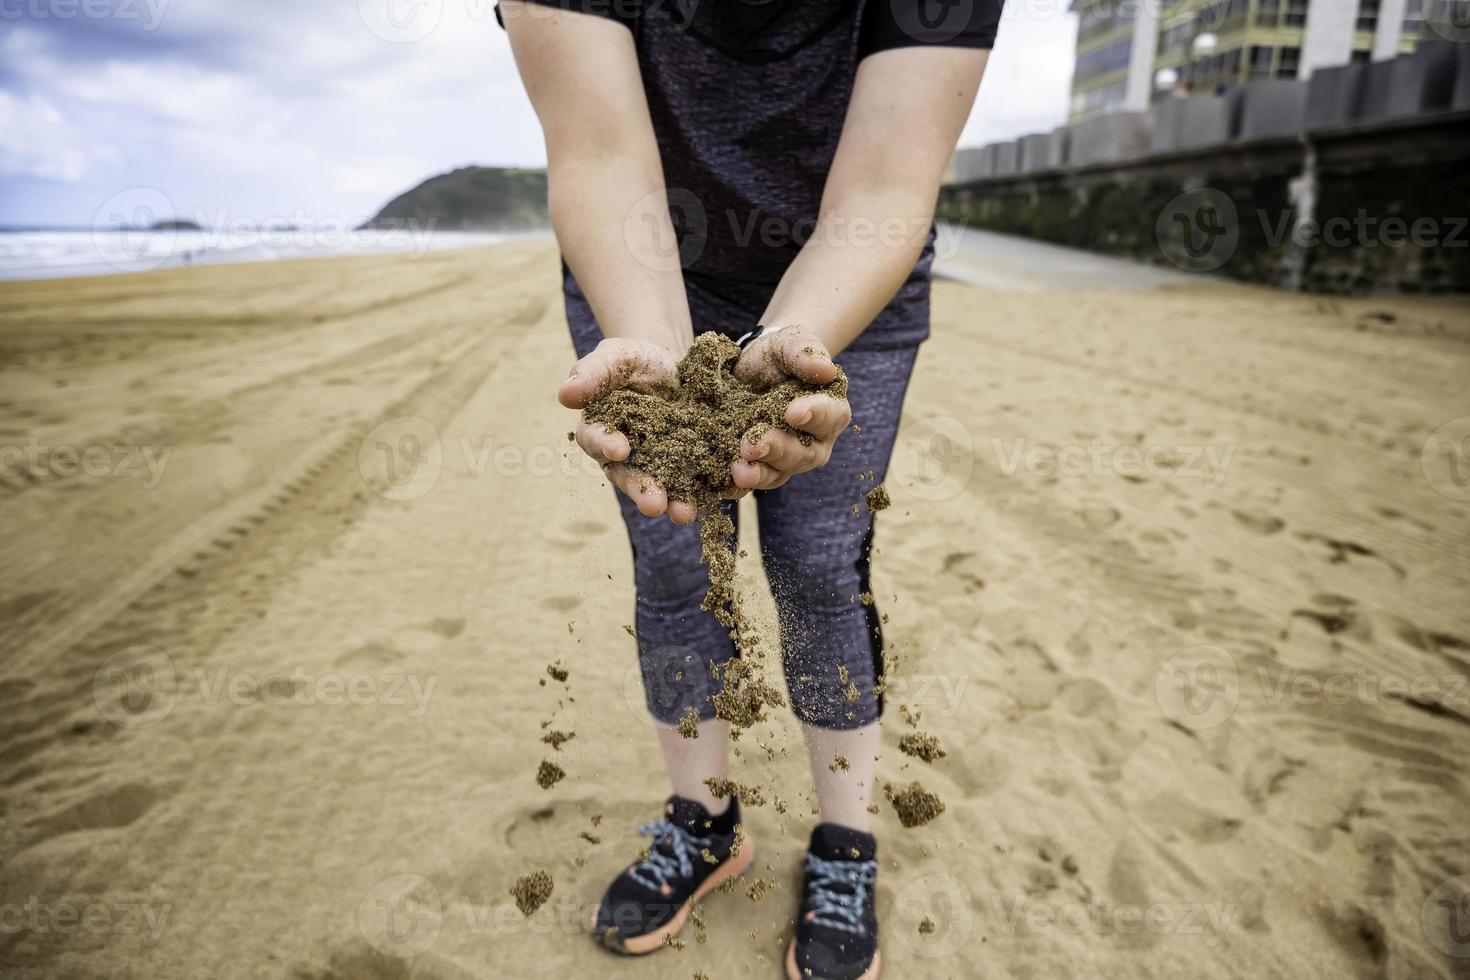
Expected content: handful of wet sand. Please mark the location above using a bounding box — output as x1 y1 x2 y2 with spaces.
583 332 846 637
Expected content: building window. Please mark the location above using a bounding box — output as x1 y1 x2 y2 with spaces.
1278 46 1300 77
1402 0 1424 35
1284 0 1309 26
1255 0 1281 26
1350 48 1372 63
1158 22 1192 56
1248 44 1275 78
1356 0 1380 32
1076 35 1134 85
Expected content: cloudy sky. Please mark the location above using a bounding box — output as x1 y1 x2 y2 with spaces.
0 0 1078 228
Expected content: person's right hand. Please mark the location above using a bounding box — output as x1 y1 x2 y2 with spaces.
558 337 699 525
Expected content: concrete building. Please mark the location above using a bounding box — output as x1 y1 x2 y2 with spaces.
1070 0 1445 121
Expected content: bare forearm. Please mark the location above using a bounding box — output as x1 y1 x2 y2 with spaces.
548 156 693 353
759 187 935 355
504 3 692 354
761 46 986 356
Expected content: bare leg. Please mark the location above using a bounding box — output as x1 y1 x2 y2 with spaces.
654 718 732 814
801 721 880 833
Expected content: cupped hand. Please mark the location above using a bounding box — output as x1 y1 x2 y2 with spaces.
730 325 852 492
558 337 698 525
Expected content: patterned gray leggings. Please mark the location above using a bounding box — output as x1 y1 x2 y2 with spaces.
565 277 923 731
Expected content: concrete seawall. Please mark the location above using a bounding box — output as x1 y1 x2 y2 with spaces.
943 42 1470 294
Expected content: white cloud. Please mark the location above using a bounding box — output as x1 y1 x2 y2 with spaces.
0 90 118 181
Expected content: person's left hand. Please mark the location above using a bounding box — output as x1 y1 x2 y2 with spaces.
730 324 852 492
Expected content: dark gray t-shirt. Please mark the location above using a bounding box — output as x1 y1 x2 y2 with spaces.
502 0 1002 347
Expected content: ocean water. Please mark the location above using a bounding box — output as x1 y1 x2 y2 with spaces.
0 227 539 282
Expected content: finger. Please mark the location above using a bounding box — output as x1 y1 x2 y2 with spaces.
604 463 669 518
731 459 790 491
558 350 612 410
742 428 824 473
559 342 675 409
668 499 697 525
774 333 838 385
575 423 630 464
786 394 852 440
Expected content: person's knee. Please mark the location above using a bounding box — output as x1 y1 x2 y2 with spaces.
762 549 863 616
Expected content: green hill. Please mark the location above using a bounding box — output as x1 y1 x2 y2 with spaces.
360 166 548 231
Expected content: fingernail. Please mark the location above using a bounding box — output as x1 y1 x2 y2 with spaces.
794 409 812 426
752 441 769 460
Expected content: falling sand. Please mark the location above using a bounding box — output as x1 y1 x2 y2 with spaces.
583 332 847 737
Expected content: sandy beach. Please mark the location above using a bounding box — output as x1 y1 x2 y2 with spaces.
2 240 1468 979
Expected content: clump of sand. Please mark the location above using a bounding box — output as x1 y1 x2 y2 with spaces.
898 732 946 763
510 870 554 916
885 781 945 827
536 760 565 789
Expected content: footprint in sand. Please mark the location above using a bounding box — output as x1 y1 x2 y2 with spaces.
31 781 161 845
1231 508 1285 535
334 641 405 669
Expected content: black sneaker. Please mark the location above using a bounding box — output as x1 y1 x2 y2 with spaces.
591 795 751 954
785 823 881 980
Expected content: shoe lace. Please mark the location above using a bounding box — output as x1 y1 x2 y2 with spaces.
629 818 713 891
803 852 877 934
